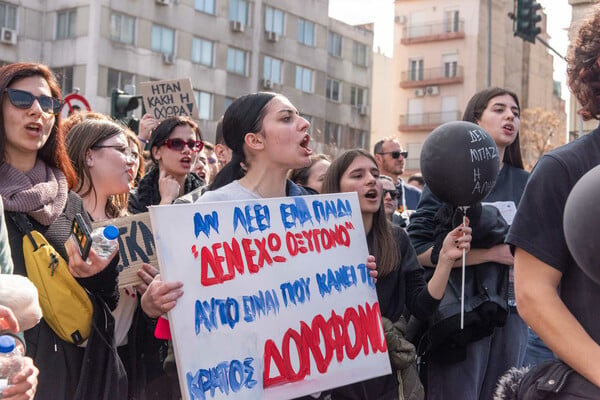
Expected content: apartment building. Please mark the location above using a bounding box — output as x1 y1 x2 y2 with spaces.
0 0 372 151
373 0 562 173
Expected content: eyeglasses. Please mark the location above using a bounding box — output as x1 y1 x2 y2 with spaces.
163 138 204 152
92 145 138 161
378 151 408 159
5 88 63 115
383 189 400 200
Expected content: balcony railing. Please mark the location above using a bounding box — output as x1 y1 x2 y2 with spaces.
401 20 465 44
398 111 462 131
400 66 464 88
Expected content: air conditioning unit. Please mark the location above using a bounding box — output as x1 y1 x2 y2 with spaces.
262 79 273 89
394 15 407 24
426 85 439 96
156 0 170 5
265 31 279 42
0 27 17 45
358 105 368 116
230 20 244 32
414 88 425 97
163 53 175 64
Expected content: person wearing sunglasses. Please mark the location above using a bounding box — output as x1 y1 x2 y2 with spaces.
380 175 400 222
373 138 422 219
129 116 205 214
0 62 124 399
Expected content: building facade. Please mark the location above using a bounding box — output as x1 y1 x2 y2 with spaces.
0 0 372 151
372 0 563 173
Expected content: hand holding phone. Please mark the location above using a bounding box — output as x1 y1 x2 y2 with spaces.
69 213 92 260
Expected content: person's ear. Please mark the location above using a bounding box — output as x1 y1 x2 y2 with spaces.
244 132 264 150
152 146 161 161
86 149 94 167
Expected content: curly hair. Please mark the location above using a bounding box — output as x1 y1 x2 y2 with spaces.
567 5 600 121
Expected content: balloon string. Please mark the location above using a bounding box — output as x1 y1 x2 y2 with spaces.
460 206 468 330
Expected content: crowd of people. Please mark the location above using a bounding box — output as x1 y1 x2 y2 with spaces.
1 5 599 400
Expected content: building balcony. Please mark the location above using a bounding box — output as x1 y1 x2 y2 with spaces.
401 20 465 44
400 66 464 88
398 111 461 131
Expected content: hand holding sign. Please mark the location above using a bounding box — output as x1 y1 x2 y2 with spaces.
140 78 199 121
564 164 600 284
420 121 500 207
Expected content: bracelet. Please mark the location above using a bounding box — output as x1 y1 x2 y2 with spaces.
138 137 149 145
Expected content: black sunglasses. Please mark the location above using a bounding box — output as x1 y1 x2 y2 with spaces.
378 151 408 159
383 189 400 200
5 88 63 115
163 138 204 152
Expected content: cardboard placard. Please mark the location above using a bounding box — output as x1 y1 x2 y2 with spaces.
149 193 391 400
140 78 199 120
92 213 156 288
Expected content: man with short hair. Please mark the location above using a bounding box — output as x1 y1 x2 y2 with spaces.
374 138 421 212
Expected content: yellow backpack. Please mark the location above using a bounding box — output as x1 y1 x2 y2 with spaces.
10 213 93 345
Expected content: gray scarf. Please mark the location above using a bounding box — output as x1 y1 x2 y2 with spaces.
0 159 68 226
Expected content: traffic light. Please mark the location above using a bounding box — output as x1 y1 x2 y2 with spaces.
110 89 139 120
514 0 542 44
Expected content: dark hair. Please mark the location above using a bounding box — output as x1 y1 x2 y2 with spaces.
65 119 127 218
288 153 331 187
321 148 399 277
462 87 524 169
0 62 76 187
149 116 202 165
372 137 401 156
408 174 425 186
209 92 277 190
567 5 600 121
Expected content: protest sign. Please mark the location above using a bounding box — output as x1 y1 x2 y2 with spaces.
140 78 199 120
92 213 155 288
149 193 391 400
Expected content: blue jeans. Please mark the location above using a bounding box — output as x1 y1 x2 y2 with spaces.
523 326 556 367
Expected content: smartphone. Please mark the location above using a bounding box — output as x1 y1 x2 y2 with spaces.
69 213 92 260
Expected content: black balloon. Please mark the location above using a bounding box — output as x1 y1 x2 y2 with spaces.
564 165 600 284
420 121 500 207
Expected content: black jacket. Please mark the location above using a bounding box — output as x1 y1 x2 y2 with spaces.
5 191 124 400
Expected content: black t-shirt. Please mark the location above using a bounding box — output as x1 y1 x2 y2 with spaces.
506 123 600 343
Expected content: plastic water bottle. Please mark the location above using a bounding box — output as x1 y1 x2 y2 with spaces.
0 335 23 395
91 225 119 259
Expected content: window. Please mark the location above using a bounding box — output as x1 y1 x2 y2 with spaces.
0 2 17 29
351 86 367 107
442 53 458 78
54 66 73 95
326 78 341 102
352 41 367 66
224 97 235 111
56 9 76 39
227 47 248 75
195 0 215 14
263 56 282 83
194 90 212 120
192 37 214 67
444 9 460 33
328 32 342 57
107 68 134 97
230 0 248 25
297 19 315 46
265 6 284 35
409 58 423 81
151 24 175 55
295 66 313 93
110 12 135 45
325 122 342 146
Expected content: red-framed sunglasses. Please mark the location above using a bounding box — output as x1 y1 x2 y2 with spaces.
163 138 204 152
